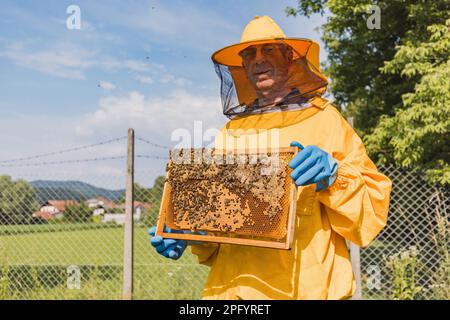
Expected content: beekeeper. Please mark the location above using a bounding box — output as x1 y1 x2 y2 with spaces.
148 16 392 300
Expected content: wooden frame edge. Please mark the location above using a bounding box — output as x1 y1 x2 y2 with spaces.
159 232 287 249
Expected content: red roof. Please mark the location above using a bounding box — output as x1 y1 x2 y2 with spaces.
46 200 78 212
134 201 152 210
96 196 116 209
33 211 57 220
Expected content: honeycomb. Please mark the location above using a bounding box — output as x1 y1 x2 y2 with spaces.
164 148 295 240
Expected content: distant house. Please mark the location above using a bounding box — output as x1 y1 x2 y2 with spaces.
33 200 78 220
102 214 126 225
101 212 141 225
86 196 116 210
118 201 152 216
102 201 152 225
92 205 105 217
86 197 116 209
86 197 116 216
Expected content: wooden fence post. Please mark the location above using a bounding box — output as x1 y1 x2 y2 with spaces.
346 117 362 300
122 128 134 300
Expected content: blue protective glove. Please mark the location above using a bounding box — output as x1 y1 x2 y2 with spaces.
289 141 338 192
148 226 187 260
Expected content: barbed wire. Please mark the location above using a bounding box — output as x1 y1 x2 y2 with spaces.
0 156 127 168
0 136 128 164
0 154 170 168
0 136 171 166
135 136 171 149
136 154 169 160
0 136 127 163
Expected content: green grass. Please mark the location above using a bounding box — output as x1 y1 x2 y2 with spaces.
0 223 119 236
0 226 209 299
0 226 199 265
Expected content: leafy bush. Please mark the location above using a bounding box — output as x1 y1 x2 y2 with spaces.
386 246 423 299
63 203 93 223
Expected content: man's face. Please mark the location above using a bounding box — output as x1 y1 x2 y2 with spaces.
239 43 292 94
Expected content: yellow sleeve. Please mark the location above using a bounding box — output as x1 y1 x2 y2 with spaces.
317 107 392 247
189 243 220 267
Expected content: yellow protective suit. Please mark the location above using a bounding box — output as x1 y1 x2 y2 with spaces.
190 96 392 300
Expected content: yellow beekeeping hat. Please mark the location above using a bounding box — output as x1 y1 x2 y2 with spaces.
212 15 322 70
211 16 328 111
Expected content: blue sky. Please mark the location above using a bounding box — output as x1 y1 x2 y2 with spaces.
0 0 328 188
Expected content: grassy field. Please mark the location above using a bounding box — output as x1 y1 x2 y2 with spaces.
0 225 209 299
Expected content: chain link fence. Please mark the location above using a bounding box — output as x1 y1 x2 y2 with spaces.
0 166 128 299
0 137 448 300
361 165 449 300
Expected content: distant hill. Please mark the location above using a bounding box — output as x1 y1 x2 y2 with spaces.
31 180 124 204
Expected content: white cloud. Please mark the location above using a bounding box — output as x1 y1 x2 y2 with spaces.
0 40 166 80
122 59 153 72
1 39 194 90
159 74 192 87
98 81 116 90
76 90 225 145
159 74 172 84
173 77 192 87
98 56 164 73
1 41 96 79
135 75 154 84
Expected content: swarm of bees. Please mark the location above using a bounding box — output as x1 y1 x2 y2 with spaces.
166 148 292 238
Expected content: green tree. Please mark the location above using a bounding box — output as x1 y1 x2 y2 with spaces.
117 183 152 204
0 175 39 224
366 20 450 184
63 203 92 223
116 177 165 226
117 177 165 204
140 176 165 227
148 176 164 201
287 0 450 184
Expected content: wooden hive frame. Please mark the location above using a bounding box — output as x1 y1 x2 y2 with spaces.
156 146 299 249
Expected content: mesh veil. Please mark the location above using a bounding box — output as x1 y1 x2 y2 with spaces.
213 41 328 118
